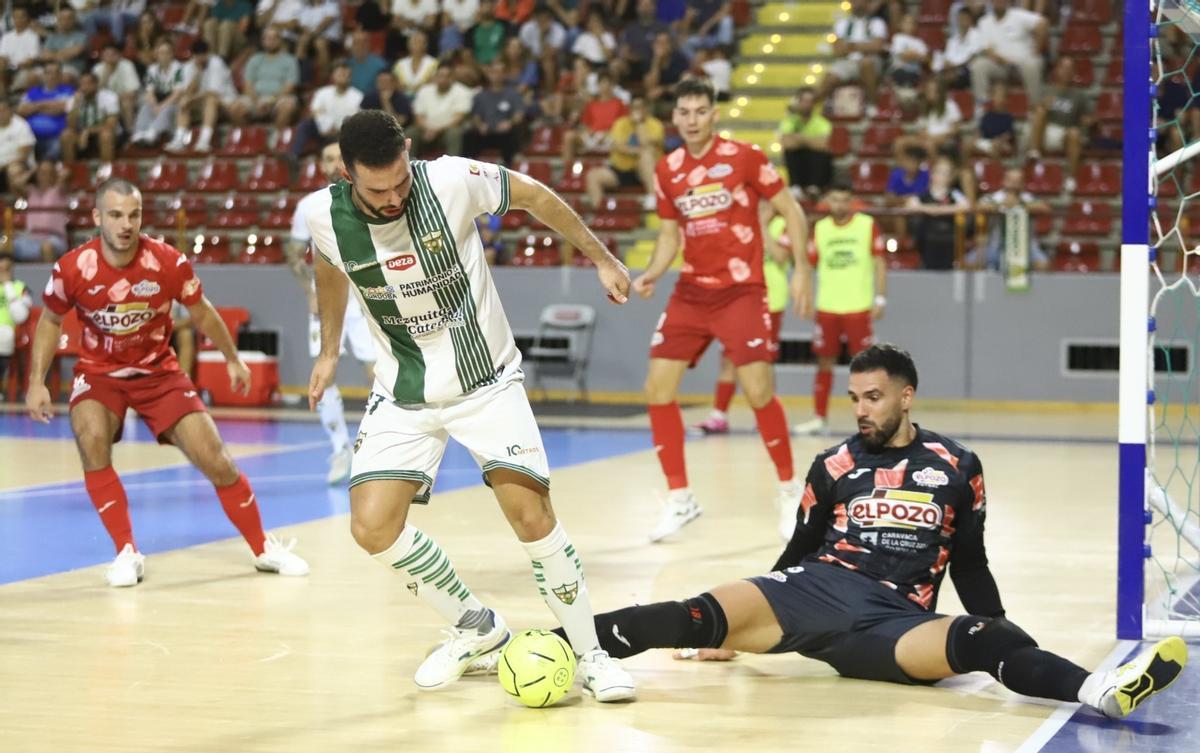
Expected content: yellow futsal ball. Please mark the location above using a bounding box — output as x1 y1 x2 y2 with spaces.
498 629 576 707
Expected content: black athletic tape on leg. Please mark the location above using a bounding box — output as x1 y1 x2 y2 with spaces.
553 593 729 659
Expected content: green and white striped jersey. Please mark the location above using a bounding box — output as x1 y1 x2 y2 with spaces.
304 156 519 405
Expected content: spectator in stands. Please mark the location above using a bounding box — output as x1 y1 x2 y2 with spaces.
949 0 991 33
83 0 146 47
204 0 254 61
562 70 627 165
0 7 41 96
394 28 438 95
477 213 504 264
644 32 690 115
681 1 733 59
584 95 663 211
469 1 507 64
291 61 364 159
409 62 474 156
656 0 688 31
779 86 833 200
0 252 32 387
61 72 121 163
18 61 75 159
572 10 616 68
130 40 190 147
11 160 68 262
970 166 1050 271
494 0 535 27
518 5 566 58
167 40 238 154
93 42 140 133
361 69 413 126
39 7 88 81
449 46 486 88
1028 56 1090 194
965 80 1015 158
464 60 526 165
885 144 930 207
613 0 664 88
256 0 305 39
888 13 928 109
934 7 981 90
391 0 440 37
907 156 970 270
179 0 214 36
499 36 540 98
817 0 887 116
231 26 301 129
697 46 732 101
346 30 389 95
124 10 164 72
443 0 482 36
901 77 963 158
296 0 342 80
969 0 1047 108
0 99 35 193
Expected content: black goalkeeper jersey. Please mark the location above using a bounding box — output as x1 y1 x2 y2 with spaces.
777 425 1002 616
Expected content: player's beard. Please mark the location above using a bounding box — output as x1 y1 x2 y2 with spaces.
102 226 138 255
351 184 406 220
859 412 903 453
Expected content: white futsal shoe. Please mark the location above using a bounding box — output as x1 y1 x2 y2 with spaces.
579 649 637 702
327 447 353 485
253 534 310 576
648 489 703 543
777 480 802 541
1093 636 1188 719
416 610 511 690
106 544 145 587
792 417 829 436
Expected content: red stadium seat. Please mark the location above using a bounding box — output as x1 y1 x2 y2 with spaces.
189 234 233 264
512 158 552 185
239 233 285 264
1006 90 1029 119
1060 25 1102 55
341 2 358 31
1094 90 1122 121
262 193 297 229
591 197 642 231
949 89 974 121
1053 241 1102 272
66 162 92 192
918 0 951 23
1072 0 1112 25
158 3 186 28
1073 163 1120 195
166 194 211 227
501 211 527 230
731 0 752 26
245 157 289 191
1061 201 1114 235
218 126 270 156
1067 56 1094 87
973 160 1005 194
851 162 890 194
193 159 239 192
273 126 296 153
68 194 95 229
296 159 328 192
511 234 561 266
212 194 260 228
94 161 139 185
1033 212 1055 237
1104 58 1123 86
557 160 602 192
915 24 945 52
1025 162 1064 195
828 125 851 156
143 160 189 193
871 90 904 121
527 125 565 156
859 124 903 157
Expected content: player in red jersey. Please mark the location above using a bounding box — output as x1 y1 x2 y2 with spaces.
632 78 813 543
24 178 309 587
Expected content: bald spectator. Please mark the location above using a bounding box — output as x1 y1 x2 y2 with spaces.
231 26 300 128
291 61 363 158
1029 57 1090 193
61 72 121 163
203 0 255 60
464 60 526 165
816 0 888 115
0 100 36 193
18 61 75 159
970 0 1047 107
409 63 474 157
0 7 41 95
779 86 834 199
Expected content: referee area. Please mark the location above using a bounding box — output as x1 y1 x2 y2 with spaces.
1 401 1196 753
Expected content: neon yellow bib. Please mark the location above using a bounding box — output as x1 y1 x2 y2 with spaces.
814 213 874 314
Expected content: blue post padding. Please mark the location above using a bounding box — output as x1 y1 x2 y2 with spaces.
1118 442 1146 639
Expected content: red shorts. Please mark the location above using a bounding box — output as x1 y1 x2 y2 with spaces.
650 284 775 367
812 310 874 358
68 369 208 443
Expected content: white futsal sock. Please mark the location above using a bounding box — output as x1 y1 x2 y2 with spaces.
317 382 351 453
522 523 601 655
372 526 488 628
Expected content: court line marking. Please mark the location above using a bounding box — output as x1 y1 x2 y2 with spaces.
1013 640 1136 753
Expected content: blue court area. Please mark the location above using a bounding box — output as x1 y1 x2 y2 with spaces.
0 413 650 584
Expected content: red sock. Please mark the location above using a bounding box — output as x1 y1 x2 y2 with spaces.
753 397 794 482
814 369 833 419
216 473 266 555
84 466 135 553
713 380 736 413
648 402 688 490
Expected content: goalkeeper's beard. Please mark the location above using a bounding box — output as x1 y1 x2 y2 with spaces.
859 413 903 453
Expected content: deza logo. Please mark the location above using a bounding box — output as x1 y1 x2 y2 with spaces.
848 489 942 531
386 254 417 272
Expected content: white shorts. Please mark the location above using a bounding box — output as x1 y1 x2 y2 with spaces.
350 372 549 502
1044 123 1067 153
308 313 377 362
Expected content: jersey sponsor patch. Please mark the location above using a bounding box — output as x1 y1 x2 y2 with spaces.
912 467 950 488
131 280 161 297
89 302 155 335
675 184 733 218
707 163 733 179
848 489 942 531
385 254 417 272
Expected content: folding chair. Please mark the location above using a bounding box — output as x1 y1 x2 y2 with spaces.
526 304 596 401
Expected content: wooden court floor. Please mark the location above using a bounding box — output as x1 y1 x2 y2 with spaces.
0 406 1184 753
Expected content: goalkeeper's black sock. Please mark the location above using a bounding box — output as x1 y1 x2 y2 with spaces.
551 594 728 659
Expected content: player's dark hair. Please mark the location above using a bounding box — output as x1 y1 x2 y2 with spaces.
850 344 919 390
338 110 408 172
0 251 15 263
95 178 140 205
674 78 716 105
